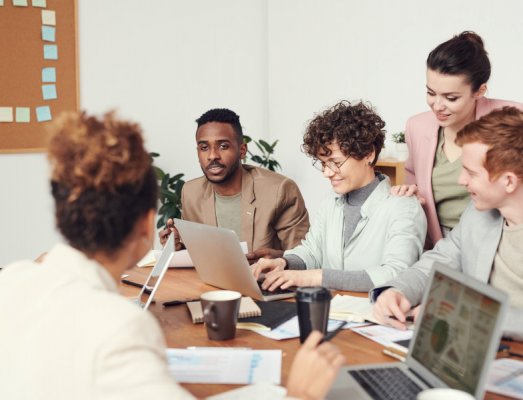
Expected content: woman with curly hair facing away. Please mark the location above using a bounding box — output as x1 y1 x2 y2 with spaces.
0 111 344 400
253 101 427 292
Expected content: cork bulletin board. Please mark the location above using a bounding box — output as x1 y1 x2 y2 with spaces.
0 0 78 153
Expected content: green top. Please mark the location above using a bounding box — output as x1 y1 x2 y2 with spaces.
214 192 242 239
432 128 470 229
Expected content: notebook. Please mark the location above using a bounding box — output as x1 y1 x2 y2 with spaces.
135 233 175 310
327 263 508 400
173 218 295 301
237 300 297 331
187 296 261 324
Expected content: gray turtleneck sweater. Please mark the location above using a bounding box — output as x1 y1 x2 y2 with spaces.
284 177 380 291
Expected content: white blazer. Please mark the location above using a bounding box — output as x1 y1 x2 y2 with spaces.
0 243 194 400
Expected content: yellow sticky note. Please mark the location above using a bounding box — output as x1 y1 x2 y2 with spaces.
41 9 55 25
32 0 46 7
13 0 28 6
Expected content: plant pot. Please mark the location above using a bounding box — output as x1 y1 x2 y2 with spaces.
394 142 409 161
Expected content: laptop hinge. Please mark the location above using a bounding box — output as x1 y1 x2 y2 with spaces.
408 367 433 388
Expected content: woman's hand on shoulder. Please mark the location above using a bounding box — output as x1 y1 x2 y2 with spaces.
390 184 426 205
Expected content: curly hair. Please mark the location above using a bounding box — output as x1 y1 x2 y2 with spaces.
302 101 386 164
47 111 158 254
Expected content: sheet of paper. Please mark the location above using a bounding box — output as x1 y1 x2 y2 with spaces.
207 382 286 400
42 67 56 82
42 84 57 100
486 358 523 399
42 26 55 42
36 106 51 122
41 9 55 25
43 44 58 60
253 316 366 340
166 348 281 384
0 107 14 122
32 0 46 7
15 107 30 123
13 0 28 6
351 324 413 347
137 241 249 268
329 294 377 323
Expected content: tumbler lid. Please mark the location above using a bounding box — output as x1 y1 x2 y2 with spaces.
295 286 332 302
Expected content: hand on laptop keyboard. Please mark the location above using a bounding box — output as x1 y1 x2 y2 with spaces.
261 269 323 292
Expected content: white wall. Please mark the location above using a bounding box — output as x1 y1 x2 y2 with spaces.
1 0 523 266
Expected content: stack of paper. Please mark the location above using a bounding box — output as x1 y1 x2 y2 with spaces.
329 294 378 323
166 348 281 384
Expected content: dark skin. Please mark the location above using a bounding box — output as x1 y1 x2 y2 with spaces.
159 122 282 262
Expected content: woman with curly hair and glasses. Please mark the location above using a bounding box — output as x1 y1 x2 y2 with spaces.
253 101 427 292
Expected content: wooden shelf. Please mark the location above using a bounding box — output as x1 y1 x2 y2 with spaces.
376 158 405 185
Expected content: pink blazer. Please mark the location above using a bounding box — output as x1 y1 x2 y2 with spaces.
405 97 523 249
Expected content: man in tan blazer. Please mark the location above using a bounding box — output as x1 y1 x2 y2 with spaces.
160 108 309 261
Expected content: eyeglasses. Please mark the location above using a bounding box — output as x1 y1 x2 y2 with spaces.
312 156 350 174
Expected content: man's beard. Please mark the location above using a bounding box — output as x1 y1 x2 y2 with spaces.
202 160 241 184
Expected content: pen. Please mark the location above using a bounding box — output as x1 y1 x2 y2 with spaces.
388 315 415 323
383 348 406 362
320 321 348 344
163 298 200 307
121 279 152 295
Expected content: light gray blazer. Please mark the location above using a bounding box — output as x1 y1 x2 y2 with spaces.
371 202 523 340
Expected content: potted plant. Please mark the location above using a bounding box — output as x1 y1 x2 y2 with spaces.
391 131 408 161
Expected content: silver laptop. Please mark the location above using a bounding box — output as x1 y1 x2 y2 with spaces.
328 263 508 400
136 233 175 310
173 218 294 301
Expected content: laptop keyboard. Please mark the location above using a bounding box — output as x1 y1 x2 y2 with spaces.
257 281 295 297
349 367 422 400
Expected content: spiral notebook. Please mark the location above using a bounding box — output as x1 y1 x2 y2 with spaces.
187 297 261 324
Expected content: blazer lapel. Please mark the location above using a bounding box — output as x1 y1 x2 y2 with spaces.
240 167 256 252
201 181 218 226
475 214 504 282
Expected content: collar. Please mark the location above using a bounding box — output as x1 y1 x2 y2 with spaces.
334 174 391 217
43 243 119 293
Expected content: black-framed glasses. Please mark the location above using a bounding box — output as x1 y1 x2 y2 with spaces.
312 156 350 174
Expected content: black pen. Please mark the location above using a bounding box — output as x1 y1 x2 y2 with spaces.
388 315 415 323
320 321 348 343
163 298 200 307
121 279 152 295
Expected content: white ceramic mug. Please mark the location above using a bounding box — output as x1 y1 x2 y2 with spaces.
417 388 475 400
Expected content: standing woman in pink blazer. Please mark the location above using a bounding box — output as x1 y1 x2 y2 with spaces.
393 31 523 248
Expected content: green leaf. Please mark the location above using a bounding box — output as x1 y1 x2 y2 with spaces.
258 139 274 154
243 135 252 144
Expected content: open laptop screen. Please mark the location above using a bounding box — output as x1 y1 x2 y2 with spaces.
410 268 503 394
137 233 175 310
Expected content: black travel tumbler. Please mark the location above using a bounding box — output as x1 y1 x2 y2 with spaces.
296 286 332 343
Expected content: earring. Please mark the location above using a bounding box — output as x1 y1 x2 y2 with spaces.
368 161 372 166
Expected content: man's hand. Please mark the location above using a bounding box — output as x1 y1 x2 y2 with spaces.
287 330 345 400
246 248 284 264
262 269 322 291
158 218 183 250
251 257 287 280
390 184 426 205
372 288 414 330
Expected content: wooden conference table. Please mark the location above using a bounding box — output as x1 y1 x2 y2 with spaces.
120 267 521 399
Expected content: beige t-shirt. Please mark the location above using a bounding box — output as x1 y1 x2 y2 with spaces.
432 128 470 229
214 192 242 239
490 222 523 309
